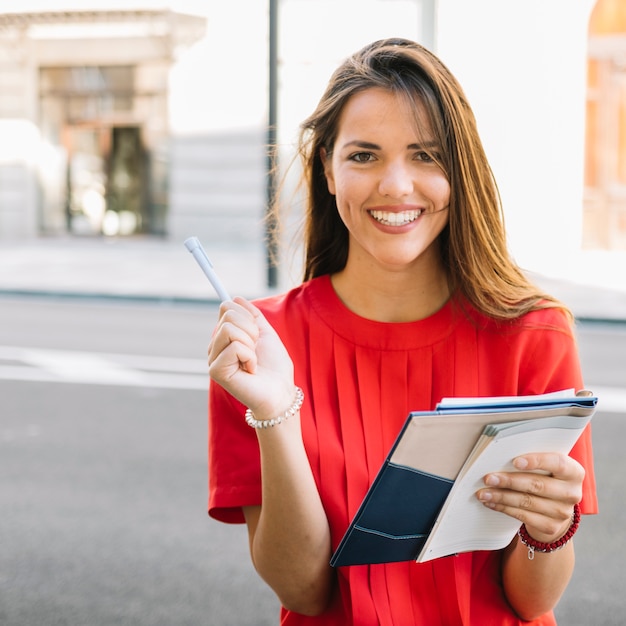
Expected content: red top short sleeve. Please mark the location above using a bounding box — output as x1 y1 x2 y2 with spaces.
208 276 597 626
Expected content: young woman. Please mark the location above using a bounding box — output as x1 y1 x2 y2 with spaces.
207 38 596 625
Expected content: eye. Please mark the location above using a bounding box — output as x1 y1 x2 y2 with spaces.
414 151 437 163
349 152 376 163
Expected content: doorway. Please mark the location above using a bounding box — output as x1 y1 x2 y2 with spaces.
39 64 165 237
63 124 146 236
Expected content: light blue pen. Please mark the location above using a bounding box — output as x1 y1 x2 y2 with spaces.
184 236 231 301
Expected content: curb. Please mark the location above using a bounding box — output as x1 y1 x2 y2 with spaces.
0 288 221 307
1 288 625 324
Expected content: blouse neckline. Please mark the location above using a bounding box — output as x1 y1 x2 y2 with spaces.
305 275 461 350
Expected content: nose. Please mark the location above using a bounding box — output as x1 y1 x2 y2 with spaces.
378 160 414 198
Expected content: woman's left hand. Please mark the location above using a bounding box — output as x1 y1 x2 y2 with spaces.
476 453 585 543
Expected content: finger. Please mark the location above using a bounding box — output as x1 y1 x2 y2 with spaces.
218 301 260 336
209 303 261 359
480 469 583 505
232 297 280 338
477 487 575 538
209 337 258 378
232 296 261 317
477 482 574 542
209 320 258 363
478 482 574 518
209 305 261 375
513 452 585 482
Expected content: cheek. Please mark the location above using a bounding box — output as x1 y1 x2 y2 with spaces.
432 175 451 206
333 171 368 206
436 212 450 234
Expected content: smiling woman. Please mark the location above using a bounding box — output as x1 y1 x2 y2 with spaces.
206 38 596 626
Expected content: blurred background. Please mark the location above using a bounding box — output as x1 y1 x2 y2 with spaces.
1 1 625 625
0 0 625 285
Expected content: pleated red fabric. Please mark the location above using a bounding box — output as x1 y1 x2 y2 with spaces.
209 275 597 626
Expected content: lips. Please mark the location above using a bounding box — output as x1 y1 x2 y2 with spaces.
368 209 423 226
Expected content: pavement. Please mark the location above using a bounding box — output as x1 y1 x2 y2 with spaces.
1 235 626 323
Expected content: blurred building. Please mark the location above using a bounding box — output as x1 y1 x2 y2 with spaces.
0 1 433 249
0 8 206 239
584 0 626 250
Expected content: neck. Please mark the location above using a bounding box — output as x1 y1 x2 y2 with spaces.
330 255 450 323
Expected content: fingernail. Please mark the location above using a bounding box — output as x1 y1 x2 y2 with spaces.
485 474 500 486
479 490 492 501
514 457 529 469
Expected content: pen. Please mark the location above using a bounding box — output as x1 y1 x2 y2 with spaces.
184 236 231 302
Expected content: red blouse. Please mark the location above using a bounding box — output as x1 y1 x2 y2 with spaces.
209 275 597 626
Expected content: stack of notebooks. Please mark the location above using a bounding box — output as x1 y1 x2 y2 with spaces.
330 389 597 567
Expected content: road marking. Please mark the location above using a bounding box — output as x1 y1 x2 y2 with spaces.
0 345 208 391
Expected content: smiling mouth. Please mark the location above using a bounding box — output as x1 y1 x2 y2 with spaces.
369 209 423 226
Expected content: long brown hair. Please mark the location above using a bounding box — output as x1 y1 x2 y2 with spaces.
290 38 567 321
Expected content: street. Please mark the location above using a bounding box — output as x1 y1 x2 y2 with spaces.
0 296 279 626
1 295 624 625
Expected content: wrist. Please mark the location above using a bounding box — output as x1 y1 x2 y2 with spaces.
245 387 305 429
518 503 581 560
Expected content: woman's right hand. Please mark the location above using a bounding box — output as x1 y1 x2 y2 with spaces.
208 297 296 420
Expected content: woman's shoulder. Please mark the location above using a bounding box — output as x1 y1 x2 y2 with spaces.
465 300 574 335
508 304 574 338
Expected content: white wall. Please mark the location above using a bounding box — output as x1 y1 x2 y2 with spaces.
435 0 597 279
168 1 269 134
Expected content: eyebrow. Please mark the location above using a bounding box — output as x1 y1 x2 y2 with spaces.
340 140 439 151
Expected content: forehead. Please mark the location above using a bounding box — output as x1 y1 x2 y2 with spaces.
335 87 433 140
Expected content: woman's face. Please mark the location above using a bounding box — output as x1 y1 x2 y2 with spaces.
322 87 450 274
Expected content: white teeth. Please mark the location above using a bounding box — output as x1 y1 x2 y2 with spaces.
369 209 422 226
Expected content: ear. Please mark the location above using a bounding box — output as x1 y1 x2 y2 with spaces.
320 147 336 196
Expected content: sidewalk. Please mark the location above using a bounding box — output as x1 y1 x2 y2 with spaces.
1 236 625 322
0 236 273 303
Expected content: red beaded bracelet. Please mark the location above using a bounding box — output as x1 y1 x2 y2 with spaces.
517 503 581 560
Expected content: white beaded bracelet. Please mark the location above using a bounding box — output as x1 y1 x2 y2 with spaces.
244 387 305 429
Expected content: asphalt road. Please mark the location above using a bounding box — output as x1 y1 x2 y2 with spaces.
0 296 624 626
